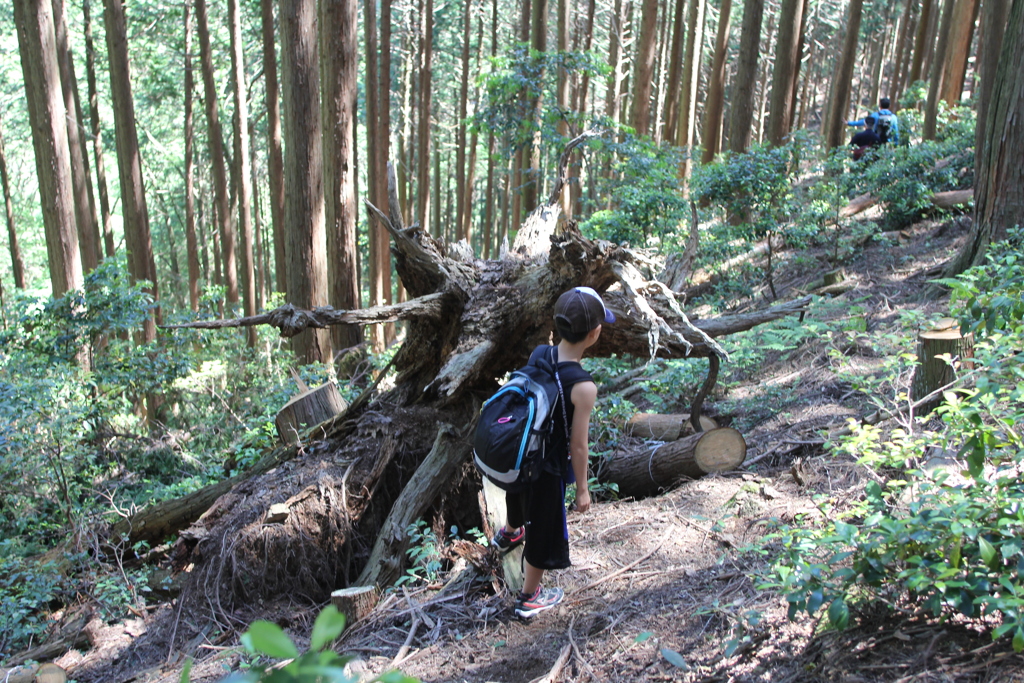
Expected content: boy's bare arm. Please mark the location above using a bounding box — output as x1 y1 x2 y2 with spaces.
569 381 598 513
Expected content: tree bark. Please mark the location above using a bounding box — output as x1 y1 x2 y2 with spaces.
728 0 764 153
15 0 84 298
824 0 864 148
83 0 114 259
261 0 287 298
626 413 719 440
630 0 660 137
909 0 934 86
416 0 433 237
677 0 705 180
229 0 258 347
605 0 627 127
195 0 238 306
701 0 733 162
974 0 1010 156
456 0 472 239
104 0 159 340
376 0 394 344
52 0 100 275
276 381 348 445
662 0 687 144
321 0 362 351
911 318 974 414
889 0 916 103
946 0 1024 274
923 0 956 139
281 0 332 364
940 0 979 105
183 0 199 312
0 125 26 289
767 0 805 145
556 0 570 213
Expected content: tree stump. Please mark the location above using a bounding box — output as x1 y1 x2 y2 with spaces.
275 381 347 445
626 413 719 441
911 318 974 414
330 586 378 626
602 427 747 498
36 664 67 683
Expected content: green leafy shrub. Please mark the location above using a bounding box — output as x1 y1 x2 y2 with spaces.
762 233 1024 649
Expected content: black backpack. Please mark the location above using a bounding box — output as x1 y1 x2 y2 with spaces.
875 112 894 144
473 347 569 491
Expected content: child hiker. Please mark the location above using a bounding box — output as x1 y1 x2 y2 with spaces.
491 286 614 619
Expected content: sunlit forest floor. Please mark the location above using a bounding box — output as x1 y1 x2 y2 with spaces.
59 209 1024 682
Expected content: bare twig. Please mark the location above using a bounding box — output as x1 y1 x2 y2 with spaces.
568 535 666 601
530 643 573 683
390 616 420 666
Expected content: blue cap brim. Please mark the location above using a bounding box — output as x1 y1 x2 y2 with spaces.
604 309 616 324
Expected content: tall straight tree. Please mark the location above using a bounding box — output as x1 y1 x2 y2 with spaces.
416 0 433 236
83 0 113 258
677 0 705 179
376 0 393 343
728 0 764 153
605 0 628 125
939 0 979 104
281 0 331 363
229 0 257 347
824 0 864 148
482 0 498 257
52 0 100 273
923 0 956 138
321 0 362 350
766 0 804 145
975 0 1010 153
889 0 917 102
663 0 688 143
456 0 472 239
556 0 570 212
261 0 287 296
701 0 733 163
909 0 935 85
103 0 158 335
195 0 238 307
629 0 659 137
14 0 84 297
522 0 548 215
184 0 199 311
947 0 1023 273
0 124 26 289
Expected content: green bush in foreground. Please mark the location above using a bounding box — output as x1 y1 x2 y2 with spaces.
762 232 1024 648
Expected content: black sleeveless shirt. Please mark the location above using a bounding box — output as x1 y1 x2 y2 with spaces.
528 344 595 479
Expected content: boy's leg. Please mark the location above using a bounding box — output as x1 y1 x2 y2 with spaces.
522 561 544 595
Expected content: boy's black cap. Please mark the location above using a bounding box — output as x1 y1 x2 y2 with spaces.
554 287 616 337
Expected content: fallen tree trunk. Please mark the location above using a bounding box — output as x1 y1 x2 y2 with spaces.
681 236 785 300
626 413 719 440
601 428 747 498
840 188 973 219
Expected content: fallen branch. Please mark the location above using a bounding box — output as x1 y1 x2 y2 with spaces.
531 643 573 683
568 536 666 601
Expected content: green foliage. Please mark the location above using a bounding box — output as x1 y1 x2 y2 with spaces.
849 106 975 230
215 606 419 682
579 137 690 247
395 521 443 587
762 234 1024 648
0 555 66 658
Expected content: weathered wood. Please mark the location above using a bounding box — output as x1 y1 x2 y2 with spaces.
275 381 347 445
822 269 846 287
0 664 39 683
602 428 747 498
330 586 378 625
911 317 974 414
626 413 719 440
658 202 700 291
930 188 973 210
682 236 785 300
839 192 879 218
4 611 91 667
356 424 472 588
480 477 524 593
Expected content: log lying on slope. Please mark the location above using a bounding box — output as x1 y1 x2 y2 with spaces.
602 428 747 498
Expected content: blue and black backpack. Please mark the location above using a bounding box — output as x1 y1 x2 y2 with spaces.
473 347 569 491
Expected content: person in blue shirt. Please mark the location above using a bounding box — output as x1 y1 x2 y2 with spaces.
848 97 900 144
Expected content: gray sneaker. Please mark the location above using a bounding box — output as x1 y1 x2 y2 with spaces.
514 585 564 619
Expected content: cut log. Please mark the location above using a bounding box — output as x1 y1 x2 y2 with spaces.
275 381 347 445
330 586 378 626
0 664 39 683
36 664 67 683
601 428 747 498
839 192 879 218
929 188 973 210
911 318 974 414
626 413 719 441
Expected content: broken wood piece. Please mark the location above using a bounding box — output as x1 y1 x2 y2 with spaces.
265 503 289 524
822 269 846 287
839 192 878 218
929 189 973 210
602 428 747 498
330 586 379 626
911 318 974 415
532 643 573 683
626 413 719 441
275 381 347 445
480 477 524 593
0 664 40 683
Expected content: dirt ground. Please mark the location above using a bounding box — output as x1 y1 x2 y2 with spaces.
51 208 1024 682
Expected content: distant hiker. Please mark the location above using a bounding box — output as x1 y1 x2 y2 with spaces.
848 97 899 144
850 115 882 161
486 287 612 619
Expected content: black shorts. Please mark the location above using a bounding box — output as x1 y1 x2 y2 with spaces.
506 471 571 571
